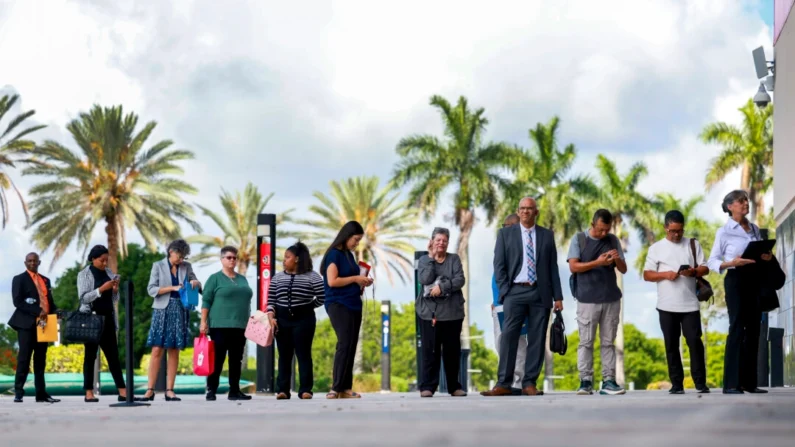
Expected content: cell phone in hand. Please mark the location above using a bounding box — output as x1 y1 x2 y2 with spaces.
678 265 691 273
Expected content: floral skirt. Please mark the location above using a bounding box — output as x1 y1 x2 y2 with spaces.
146 298 189 349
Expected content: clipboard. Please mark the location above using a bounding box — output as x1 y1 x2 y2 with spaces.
36 315 58 343
741 239 776 260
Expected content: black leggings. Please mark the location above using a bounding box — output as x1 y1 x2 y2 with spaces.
327 303 362 393
275 307 316 396
207 328 246 394
83 317 125 391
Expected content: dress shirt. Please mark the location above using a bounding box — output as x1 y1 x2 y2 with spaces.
513 224 537 283
707 218 761 273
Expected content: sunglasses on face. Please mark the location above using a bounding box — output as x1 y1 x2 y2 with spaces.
223 256 238 261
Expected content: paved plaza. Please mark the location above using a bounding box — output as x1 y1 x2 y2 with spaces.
1 388 794 446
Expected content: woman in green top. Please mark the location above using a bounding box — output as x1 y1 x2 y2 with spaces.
200 246 253 401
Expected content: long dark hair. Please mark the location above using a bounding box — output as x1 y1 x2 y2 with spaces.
320 221 364 276
287 241 313 275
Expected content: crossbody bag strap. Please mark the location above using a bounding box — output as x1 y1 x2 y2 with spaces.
689 238 698 268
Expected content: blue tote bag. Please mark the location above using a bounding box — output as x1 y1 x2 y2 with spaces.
180 276 199 308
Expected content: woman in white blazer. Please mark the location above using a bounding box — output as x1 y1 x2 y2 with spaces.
140 239 201 401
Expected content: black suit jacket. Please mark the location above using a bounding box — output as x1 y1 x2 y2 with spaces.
8 271 57 331
493 224 563 308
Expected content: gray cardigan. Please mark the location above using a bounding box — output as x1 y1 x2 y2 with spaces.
146 258 200 310
77 265 120 329
416 253 466 321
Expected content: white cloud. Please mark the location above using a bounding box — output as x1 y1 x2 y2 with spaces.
0 0 772 343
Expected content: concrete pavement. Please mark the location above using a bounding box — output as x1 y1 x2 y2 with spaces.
1 388 794 446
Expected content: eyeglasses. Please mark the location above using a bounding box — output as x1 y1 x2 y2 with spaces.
223 256 238 261
666 229 684 235
518 207 536 212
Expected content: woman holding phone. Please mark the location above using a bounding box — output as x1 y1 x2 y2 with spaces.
707 190 772 394
76 245 132 402
320 221 373 399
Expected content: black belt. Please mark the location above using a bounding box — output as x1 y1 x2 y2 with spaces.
515 282 537 287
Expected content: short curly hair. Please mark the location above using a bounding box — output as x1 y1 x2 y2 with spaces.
167 239 191 258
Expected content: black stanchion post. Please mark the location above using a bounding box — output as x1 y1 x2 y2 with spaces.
381 300 391 392
413 251 426 391
110 280 150 407
155 353 167 392
256 213 276 393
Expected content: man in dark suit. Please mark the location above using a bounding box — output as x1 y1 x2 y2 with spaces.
482 197 563 396
8 252 60 403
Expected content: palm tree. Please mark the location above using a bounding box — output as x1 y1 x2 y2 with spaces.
0 93 46 228
701 98 773 224
24 105 199 272
298 176 424 373
391 95 519 350
187 183 294 276
507 116 598 383
593 154 655 386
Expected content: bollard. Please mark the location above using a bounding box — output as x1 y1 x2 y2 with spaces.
110 281 150 407
381 300 391 392
256 213 276 393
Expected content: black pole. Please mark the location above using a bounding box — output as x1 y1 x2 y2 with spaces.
414 251 427 391
256 213 276 393
381 300 391 392
110 281 149 407
155 352 167 392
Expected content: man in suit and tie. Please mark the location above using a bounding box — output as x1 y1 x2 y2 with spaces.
8 252 60 403
482 197 563 396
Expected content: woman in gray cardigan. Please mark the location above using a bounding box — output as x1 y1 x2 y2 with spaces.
416 227 466 398
141 240 201 401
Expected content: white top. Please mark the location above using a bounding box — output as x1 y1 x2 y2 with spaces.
707 219 761 273
513 224 537 283
644 238 706 313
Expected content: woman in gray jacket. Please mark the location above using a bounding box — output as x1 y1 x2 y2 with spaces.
77 245 131 402
141 240 201 402
417 227 466 398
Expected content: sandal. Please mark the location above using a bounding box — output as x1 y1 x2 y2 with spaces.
338 391 362 399
325 391 339 399
299 392 313 400
276 392 290 400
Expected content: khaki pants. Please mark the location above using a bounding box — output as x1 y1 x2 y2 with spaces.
492 306 527 389
576 301 620 382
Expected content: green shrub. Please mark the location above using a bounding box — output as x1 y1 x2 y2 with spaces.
46 344 108 373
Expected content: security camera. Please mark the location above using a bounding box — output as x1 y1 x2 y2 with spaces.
754 83 771 109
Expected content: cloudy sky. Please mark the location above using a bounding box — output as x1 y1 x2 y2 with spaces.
0 0 775 348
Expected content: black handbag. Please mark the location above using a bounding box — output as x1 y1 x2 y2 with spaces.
549 310 567 355
690 239 714 303
64 310 105 344
759 255 786 313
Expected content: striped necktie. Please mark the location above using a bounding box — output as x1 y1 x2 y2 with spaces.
526 229 536 284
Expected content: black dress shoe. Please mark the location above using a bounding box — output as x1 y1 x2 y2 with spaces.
36 396 61 403
228 391 252 401
84 397 100 403
13 395 23 403
696 385 711 394
206 392 217 401
723 388 744 394
743 387 769 394
669 386 685 395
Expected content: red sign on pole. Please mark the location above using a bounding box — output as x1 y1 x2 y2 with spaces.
259 241 272 312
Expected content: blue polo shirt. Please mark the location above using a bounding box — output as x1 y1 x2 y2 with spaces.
322 248 362 311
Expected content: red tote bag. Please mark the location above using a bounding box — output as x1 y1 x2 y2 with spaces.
193 334 215 376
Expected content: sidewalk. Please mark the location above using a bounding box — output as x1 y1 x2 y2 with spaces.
2 388 794 446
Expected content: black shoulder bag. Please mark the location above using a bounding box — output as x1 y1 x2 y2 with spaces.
64 297 105 345
690 238 714 303
549 310 567 355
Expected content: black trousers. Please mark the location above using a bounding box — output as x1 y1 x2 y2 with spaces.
275 307 317 396
724 270 762 390
498 285 550 388
327 303 362 392
418 318 463 393
83 318 125 391
14 327 49 398
658 309 706 388
207 328 246 393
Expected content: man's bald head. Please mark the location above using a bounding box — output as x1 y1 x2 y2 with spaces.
503 213 519 227
24 252 41 273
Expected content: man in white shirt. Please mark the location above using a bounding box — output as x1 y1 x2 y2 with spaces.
643 210 710 394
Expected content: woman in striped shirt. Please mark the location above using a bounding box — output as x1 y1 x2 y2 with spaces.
267 242 325 399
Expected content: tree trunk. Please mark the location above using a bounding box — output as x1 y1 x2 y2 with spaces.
751 188 765 226
456 208 475 352
613 219 626 387
741 162 751 191
102 214 121 395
